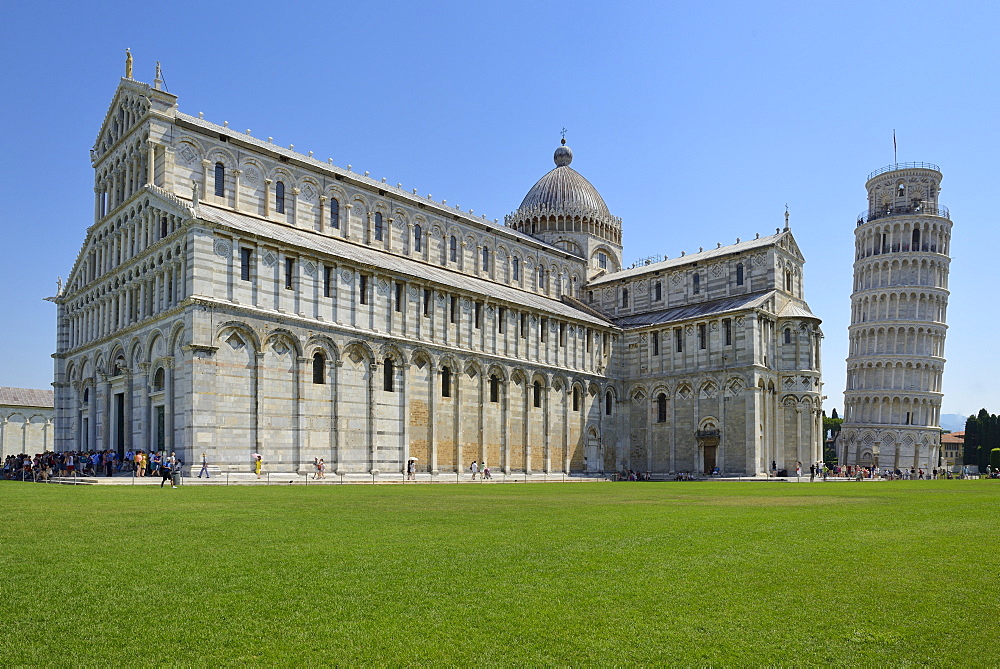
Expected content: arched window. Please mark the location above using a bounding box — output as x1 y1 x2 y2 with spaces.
214 162 225 197
312 352 325 384
693 273 700 294
785 271 792 291
152 368 165 392
657 393 667 423
449 235 458 262
275 181 285 214
911 228 920 249
572 386 580 411
605 391 613 415
414 225 422 253
330 198 340 229
622 288 629 308
374 212 384 241
533 380 542 408
482 247 490 273
441 366 452 398
538 267 546 290
489 374 500 403
784 328 792 344
897 183 906 199
512 257 520 281
383 357 394 392
736 263 744 286
82 387 89 404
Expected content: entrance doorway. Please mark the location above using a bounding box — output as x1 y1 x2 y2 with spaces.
155 406 165 452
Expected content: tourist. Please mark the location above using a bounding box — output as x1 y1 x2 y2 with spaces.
470 460 478 480
198 453 210 478
482 463 492 480
254 454 262 479
317 458 325 479
160 457 173 488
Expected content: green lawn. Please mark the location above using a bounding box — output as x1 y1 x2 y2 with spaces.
2 480 997 665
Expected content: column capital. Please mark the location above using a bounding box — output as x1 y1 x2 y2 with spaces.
201 159 211 167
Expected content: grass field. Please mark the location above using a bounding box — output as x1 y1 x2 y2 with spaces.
2 480 998 665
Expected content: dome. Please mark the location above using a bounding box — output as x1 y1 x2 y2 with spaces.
515 141 611 219
506 141 622 247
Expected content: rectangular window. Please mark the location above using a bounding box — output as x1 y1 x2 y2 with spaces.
498 307 505 333
359 274 368 305
423 289 431 317
395 282 403 312
240 248 252 281
541 317 547 343
559 323 566 347
699 323 707 349
652 331 659 356
323 266 332 297
474 302 482 329
586 329 591 352
675 327 683 353
520 313 527 338
284 257 294 289
655 281 662 301
723 318 732 346
450 296 458 323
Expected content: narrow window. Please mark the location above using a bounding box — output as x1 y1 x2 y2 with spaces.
275 181 285 214
414 224 422 253
240 247 252 281
214 162 225 197
160 217 168 239
540 317 547 343
572 386 580 411
675 327 683 353
785 271 792 291
622 288 629 308
423 289 431 317
312 352 325 384
520 313 527 338
490 374 500 403
736 263 744 286
699 323 707 349
533 380 542 408
723 318 732 346
512 257 520 281
655 281 662 301
450 296 458 323
538 267 546 290
323 266 332 297
152 369 164 392
657 393 667 423
284 257 294 289
912 228 920 249
330 198 340 228
693 273 700 294
359 274 368 305
587 290 593 302
598 252 607 269
605 391 613 415
652 331 659 356
559 323 566 347
441 366 452 398
474 302 482 329
395 282 403 312
449 235 457 262
586 329 591 352
498 307 505 333
784 328 791 344
383 358 394 392
374 212 384 241
897 183 905 199
482 247 490 273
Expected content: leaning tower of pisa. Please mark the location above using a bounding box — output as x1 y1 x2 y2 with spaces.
841 163 952 471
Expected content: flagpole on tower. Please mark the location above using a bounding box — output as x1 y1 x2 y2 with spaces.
893 129 897 164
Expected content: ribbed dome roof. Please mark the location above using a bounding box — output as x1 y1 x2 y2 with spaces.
515 142 611 219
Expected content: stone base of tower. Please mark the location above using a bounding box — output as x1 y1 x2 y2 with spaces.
838 426 941 471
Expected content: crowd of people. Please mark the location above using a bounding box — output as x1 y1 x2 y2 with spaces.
1 449 183 482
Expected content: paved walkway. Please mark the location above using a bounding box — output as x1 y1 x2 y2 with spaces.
43 471 613 486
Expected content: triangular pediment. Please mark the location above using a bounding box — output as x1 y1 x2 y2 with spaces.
779 231 806 263
91 78 166 163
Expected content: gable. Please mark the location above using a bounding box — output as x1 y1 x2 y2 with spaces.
92 80 152 163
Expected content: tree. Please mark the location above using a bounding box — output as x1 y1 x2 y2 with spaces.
992 448 1000 471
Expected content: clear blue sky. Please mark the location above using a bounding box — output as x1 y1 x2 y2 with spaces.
1 0 997 422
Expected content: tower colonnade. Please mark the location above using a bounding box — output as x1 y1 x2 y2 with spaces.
841 164 951 471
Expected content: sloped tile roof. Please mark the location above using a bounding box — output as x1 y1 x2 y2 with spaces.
194 204 613 328
612 291 775 329
0 387 54 408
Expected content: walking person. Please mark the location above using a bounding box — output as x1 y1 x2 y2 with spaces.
482 463 492 480
198 453 210 478
317 458 325 480
254 454 262 480
160 457 173 488
470 460 478 480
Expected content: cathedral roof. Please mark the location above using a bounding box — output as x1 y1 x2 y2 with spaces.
515 142 612 220
612 291 776 329
193 203 614 328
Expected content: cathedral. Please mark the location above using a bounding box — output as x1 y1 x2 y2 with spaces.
52 58 824 476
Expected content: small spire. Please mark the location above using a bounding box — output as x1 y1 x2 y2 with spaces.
784 203 790 231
